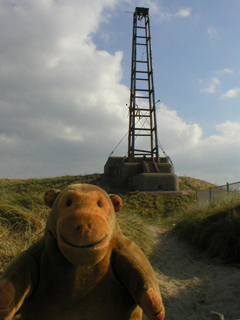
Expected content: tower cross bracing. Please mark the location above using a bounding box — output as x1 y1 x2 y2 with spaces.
128 7 159 162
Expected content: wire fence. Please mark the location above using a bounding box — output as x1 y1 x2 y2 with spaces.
196 181 240 204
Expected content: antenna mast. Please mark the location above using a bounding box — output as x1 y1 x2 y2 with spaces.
104 7 179 192
128 7 159 162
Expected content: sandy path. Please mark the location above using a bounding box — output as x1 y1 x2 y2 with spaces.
144 229 240 320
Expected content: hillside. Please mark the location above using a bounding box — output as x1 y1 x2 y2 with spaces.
0 174 214 220
0 174 215 194
1 174 240 319
0 174 211 272
178 176 216 194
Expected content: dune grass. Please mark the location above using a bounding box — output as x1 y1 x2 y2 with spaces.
0 191 47 273
1 173 239 272
173 195 240 263
0 173 169 273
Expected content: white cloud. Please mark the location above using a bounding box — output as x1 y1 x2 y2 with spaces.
207 26 218 36
221 87 240 99
175 8 191 18
0 0 131 179
157 104 240 184
216 121 240 139
201 77 220 94
157 104 202 153
140 2 191 22
216 68 233 75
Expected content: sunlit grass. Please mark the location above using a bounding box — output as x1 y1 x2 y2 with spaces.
1 173 237 275
173 195 240 263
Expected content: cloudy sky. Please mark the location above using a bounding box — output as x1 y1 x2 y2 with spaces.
0 0 239 185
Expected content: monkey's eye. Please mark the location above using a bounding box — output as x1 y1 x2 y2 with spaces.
66 199 72 207
97 201 102 208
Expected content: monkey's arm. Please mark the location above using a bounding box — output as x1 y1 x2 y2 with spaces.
112 236 165 320
0 239 43 320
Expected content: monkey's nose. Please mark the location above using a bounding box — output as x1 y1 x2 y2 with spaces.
76 224 91 242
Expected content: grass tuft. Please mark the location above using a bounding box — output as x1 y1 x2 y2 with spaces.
174 196 240 263
117 209 157 257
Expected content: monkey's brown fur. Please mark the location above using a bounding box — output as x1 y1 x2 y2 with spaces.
0 184 165 320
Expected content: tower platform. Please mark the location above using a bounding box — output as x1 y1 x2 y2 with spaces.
104 157 179 191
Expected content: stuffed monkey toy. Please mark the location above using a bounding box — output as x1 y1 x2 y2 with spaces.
0 184 165 320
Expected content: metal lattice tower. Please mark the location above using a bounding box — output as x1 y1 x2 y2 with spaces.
128 7 159 162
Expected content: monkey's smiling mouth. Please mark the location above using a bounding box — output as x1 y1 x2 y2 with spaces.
60 234 108 249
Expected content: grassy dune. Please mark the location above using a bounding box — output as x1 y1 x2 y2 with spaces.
0 174 239 276
173 195 240 263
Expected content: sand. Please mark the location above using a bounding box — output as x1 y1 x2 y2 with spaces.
143 228 240 320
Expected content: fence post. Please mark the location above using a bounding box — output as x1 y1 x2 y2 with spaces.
209 187 212 202
226 182 229 196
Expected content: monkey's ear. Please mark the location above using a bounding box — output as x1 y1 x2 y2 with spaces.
109 195 123 212
44 189 61 208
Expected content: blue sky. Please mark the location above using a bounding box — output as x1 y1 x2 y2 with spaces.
0 0 239 184
93 1 240 136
